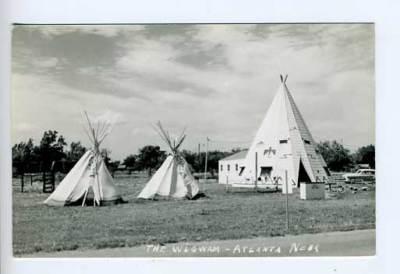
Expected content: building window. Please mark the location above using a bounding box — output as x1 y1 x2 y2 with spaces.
220 165 223 171
227 164 230 171
279 139 288 144
235 164 238 171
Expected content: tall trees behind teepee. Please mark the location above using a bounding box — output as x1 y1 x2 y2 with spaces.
11 130 116 175
353 145 375 169
12 138 36 175
12 131 67 173
316 141 375 171
136 145 167 176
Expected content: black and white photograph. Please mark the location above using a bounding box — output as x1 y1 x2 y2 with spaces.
9 23 376 258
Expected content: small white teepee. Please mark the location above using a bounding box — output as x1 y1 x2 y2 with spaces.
241 75 330 188
138 122 200 200
44 112 123 206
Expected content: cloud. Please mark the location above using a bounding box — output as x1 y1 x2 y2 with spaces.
91 110 126 125
32 56 59 68
14 122 39 132
28 25 137 38
11 24 375 159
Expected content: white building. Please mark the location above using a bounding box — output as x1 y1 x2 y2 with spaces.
218 150 247 184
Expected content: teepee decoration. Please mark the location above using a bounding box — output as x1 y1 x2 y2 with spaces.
138 122 200 200
44 112 123 206
241 75 329 189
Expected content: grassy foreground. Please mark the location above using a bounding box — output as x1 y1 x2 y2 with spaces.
13 174 375 255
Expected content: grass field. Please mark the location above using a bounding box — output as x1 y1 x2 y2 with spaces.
12 174 375 256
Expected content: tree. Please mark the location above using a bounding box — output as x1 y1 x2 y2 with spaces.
181 150 200 171
36 130 67 171
123 154 137 170
12 138 36 175
206 150 232 175
182 149 240 174
108 160 121 176
66 141 87 162
316 140 353 171
353 145 375 169
136 145 166 176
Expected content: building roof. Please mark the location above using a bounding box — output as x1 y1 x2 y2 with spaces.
220 149 248 161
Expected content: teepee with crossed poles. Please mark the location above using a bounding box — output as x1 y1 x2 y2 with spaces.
44 112 123 206
138 122 200 199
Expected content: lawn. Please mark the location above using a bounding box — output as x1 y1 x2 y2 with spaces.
12 173 375 256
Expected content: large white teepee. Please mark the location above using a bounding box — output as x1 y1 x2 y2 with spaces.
241 75 329 188
44 112 123 206
138 122 200 200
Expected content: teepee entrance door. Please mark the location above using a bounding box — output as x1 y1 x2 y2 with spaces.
298 160 312 187
81 186 95 206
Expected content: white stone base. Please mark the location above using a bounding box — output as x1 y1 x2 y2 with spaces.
300 182 325 200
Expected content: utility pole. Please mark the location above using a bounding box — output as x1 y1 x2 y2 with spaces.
203 137 210 185
198 143 201 169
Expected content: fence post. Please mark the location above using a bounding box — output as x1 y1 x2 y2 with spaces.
42 171 46 193
21 173 24 193
51 170 55 192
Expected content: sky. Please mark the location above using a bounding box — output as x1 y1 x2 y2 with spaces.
11 24 375 161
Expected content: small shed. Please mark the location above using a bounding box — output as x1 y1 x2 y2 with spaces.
300 182 325 200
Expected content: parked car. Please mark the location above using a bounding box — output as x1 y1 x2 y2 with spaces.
342 169 375 183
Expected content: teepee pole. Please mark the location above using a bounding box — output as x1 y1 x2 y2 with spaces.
82 125 94 144
155 122 174 151
175 135 186 150
81 189 88 207
96 167 103 206
84 111 94 135
177 126 187 144
152 124 167 144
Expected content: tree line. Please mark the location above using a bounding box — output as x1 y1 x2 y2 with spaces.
12 130 375 177
122 148 237 176
11 130 235 176
316 140 375 171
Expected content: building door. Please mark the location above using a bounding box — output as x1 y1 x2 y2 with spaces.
260 166 273 182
